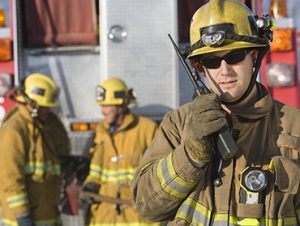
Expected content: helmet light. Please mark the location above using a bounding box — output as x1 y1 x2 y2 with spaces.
202 31 225 47
95 85 105 102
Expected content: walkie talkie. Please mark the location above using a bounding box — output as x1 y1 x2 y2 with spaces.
168 34 238 160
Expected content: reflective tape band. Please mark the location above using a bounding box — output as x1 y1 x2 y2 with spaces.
176 197 299 226
296 208 300 224
2 218 57 226
35 219 57 226
156 153 196 198
25 161 61 176
89 164 135 183
88 223 161 226
2 218 18 226
6 192 28 208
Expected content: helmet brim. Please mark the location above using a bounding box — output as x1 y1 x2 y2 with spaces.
188 42 267 58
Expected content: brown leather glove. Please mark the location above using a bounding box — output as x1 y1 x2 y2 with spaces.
185 93 227 166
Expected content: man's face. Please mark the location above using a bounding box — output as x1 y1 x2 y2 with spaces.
26 104 51 121
200 49 256 102
38 107 51 121
100 105 123 125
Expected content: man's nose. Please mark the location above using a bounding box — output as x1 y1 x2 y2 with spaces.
219 60 233 74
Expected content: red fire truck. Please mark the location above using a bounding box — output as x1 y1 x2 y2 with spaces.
257 0 300 108
0 0 15 122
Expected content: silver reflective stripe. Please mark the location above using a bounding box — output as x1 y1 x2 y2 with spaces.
160 157 193 195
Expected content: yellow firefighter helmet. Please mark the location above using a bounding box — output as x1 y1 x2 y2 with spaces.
95 78 136 106
188 0 272 58
15 73 59 107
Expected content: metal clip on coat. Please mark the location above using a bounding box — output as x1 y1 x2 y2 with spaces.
168 34 238 160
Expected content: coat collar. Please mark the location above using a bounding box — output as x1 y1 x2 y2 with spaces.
99 112 137 134
18 105 45 129
233 83 273 120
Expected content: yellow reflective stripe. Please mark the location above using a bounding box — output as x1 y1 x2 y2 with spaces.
176 197 211 225
296 208 300 224
89 164 135 183
90 164 135 174
238 218 260 226
89 223 161 226
176 197 299 226
2 218 18 226
156 153 196 198
2 218 57 226
35 218 57 226
265 217 298 226
25 161 61 175
6 192 28 208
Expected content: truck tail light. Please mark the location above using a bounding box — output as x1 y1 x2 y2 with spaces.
0 73 12 97
0 38 12 61
71 122 98 131
267 63 295 87
0 9 6 27
270 28 293 51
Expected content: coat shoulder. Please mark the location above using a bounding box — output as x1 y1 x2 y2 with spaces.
275 101 300 135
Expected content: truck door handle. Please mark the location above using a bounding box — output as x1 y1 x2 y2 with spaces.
108 25 127 43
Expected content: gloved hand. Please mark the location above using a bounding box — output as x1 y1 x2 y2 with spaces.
185 93 227 166
16 215 35 226
81 182 100 204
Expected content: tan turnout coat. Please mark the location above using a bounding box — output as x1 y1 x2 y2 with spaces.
133 84 300 225
84 112 161 226
0 105 70 226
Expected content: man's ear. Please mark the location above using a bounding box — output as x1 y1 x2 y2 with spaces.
191 60 204 73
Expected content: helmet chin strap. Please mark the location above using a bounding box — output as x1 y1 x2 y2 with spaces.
218 46 269 105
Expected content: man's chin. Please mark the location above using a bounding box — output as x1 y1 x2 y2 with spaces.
218 93 240 103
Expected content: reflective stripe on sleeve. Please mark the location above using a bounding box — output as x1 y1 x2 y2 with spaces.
6 192 28 208
156 153 196 198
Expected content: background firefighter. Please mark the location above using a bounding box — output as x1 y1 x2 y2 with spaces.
0 73 70 226
132 0 300 225
81 78 161 226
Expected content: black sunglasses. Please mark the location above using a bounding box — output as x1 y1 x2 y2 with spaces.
198 49 253 69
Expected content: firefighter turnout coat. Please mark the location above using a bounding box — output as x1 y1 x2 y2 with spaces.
132 84 300 225
0 105 70 226
84 112 160 226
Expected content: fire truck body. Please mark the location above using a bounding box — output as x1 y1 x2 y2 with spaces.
258 0 300 108
0 0 195 156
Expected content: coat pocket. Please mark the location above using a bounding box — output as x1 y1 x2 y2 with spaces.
266 156 300 218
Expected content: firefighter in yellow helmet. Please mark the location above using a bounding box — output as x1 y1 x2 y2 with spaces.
81 78 160 226
133 0 300 225
0 73 70 226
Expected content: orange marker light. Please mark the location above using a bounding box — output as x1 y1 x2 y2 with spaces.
270 28 293 52
0 38 12 61
0 9 6 27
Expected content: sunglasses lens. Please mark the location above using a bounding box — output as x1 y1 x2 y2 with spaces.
200 49 251 69
200 57 222 69
225 50 248 65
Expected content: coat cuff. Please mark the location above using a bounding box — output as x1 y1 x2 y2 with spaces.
172 143 206 181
